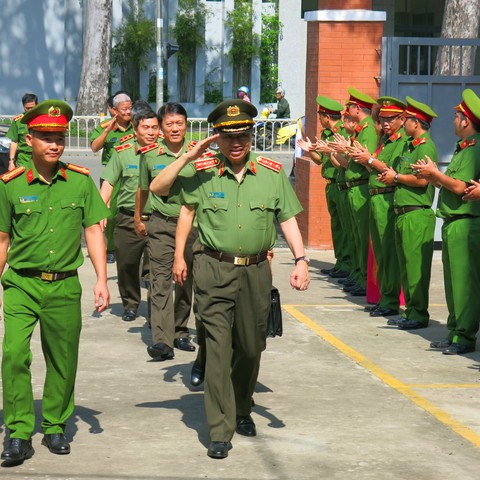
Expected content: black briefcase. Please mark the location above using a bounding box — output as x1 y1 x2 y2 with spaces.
266 287 283 338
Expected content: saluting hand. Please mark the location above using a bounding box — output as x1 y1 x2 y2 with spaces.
104 115 118 133
183 134 220 163
462 179 480 201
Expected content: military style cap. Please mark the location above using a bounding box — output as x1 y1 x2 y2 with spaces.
316 96 343 115
208 99 258 134
404 96 437 123
377 96 407 117
454 88 480 126
345 87 376 110
21 99 73 131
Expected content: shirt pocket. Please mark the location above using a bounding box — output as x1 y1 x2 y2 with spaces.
14 202 43 234
249 198 275 230
122 165 139 179
60 197 85 230
202 198 229 230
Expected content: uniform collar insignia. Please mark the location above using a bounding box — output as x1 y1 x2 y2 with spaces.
412 137 427 147
26 169 35 184
355 124 362 133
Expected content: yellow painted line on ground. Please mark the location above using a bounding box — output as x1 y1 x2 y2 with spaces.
284 304 480 449
408 384 480 389
286 303 448 308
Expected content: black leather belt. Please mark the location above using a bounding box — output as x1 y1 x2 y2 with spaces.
324 178 336 185
337 182 349 191
394 206 429 215
14 268 78 282
369 186 396 196
444 214 478 224
346 179 368 188
119 207 151 221
152 211 178 223
203 248 268 266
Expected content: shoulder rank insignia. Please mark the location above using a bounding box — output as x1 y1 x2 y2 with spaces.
257 156 282 173
199 150 217 159
13 113 24 122
355 124 363 134
362 122 369 129
460 139 477 150
389 132 402 142
187 141 198 151
67 163 90 175
119 133 134 143
194 157 219 171
1 166 25 183
115 143 133 152
412 137 427 147
139 143 159 154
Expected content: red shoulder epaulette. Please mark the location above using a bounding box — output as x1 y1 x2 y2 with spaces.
67 163 90 176
119 133 134 143
13 113 24 122
412 137 427 147
257 156 282 173
460 139 477 150
140 143 159 154
187 141 197 151
355 125 362 133
1 166 25 183
389 132 402 142
194 157 219 171
115 143 133 152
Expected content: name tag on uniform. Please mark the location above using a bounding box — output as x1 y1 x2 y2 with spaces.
127 165 138 170
19 196 38 203
154 165 166 171
208 192 225 199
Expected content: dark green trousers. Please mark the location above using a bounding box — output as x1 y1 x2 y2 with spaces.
325 183 349 271
395 208 435 325
105 182 120 252
193 253 271 442
336 187 353 274
369 193 401 311
1 269 82 439
442 217 480 348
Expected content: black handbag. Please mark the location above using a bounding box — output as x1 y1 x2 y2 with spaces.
266 287 283 338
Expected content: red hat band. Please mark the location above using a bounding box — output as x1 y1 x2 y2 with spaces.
379 105 404 117
404 107 433 123
318 106 342 115
456 101 480 126
27 113 69 131
346 95 373 110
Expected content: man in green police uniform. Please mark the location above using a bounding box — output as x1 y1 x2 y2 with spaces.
90 92 135 263
151 99 310 459
100 102 158 322
349 97 407 317
0 100 110 466
6 93 38 170
413 89 480 355
297 96 350 278
378 96 438 330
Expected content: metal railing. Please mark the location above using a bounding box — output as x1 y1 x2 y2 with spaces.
0 115 297 154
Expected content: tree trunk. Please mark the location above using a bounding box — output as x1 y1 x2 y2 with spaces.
435 0 480 76
76 0 113 115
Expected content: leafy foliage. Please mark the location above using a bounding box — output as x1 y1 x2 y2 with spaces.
260 11 282 103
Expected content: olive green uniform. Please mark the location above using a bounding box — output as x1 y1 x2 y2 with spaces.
369 129 406 311
0 160 109 440
101 142 152 312
139 141 198 349
90 121 135 253
393 133 437 325
274 97 290 119
6 114 32 167
345 117 377 287
320 121 351 273
180 153 302 442
437 134 480 348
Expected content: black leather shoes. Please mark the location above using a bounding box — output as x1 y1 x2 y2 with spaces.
387 316 401 326
320 267 335 275
370 307 398 317
42 433 71 455
330 269 349 278
174 337 196 352
350 287 366 296
343 283 358 292
147 342 174 360
1 438 34 465
236 415 257 437
190 362 204 387
398 318 427 330
430 339 451 349
364 303 379 312
442 343 475 355
122 309 137 322
338 276 355 285
207 441 232 459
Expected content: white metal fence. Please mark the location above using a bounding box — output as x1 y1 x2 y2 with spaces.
0 115 297 154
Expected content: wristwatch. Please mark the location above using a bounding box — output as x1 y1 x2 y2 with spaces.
294 255 310 265
368 157 374 165
394 173 399 183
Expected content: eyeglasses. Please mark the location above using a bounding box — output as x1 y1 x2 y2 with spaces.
379 115 401 123
116 107 132 113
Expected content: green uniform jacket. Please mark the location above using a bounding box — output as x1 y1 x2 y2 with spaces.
180 153 303 255
101 141 152 213
345 117 378 181
437 133 480 219
6 114 32 166
275 98 290 118
89 120 135 166
320 121 345 180
0 161 109 271
138 140 197 217
394 133 438 207
369 129 407 188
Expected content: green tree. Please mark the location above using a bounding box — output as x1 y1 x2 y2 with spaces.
260 10 282 103
110 0 156 100
172 0 209 102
